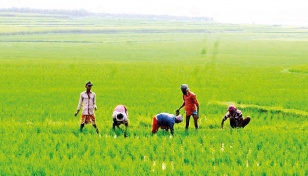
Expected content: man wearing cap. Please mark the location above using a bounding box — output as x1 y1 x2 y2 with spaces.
112 104 129 137
176 84 200 130
151 112 183 135
221 105 251 129
74 81 99 134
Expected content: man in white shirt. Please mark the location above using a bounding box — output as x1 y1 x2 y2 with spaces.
75 81 99 134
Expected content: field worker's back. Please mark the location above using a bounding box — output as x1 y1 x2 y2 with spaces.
224 110 242 119
114 105 127 114
156 113 176 128
113 105 128 122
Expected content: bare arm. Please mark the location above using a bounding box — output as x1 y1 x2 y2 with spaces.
93 94 97 110
124 121 128 137
197 104 199 117
74 110 80 116
194 95 200 117
221 116 227 129
170 123 174 135
170 128 174 135
176 102 185 115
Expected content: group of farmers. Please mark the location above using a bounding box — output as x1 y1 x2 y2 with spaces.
74 81 251 137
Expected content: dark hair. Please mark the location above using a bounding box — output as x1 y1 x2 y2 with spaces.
85 81 93 87
117 113 124 120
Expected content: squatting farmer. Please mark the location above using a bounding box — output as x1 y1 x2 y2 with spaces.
74 81 99 134
152 112 183 135
112 104 129 137
176 84 200 130
221 105 251 129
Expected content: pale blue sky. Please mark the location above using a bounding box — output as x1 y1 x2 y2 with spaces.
1 0 307 26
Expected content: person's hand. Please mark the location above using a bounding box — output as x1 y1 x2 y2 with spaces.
176 109 180 115
74 111 79 116
94 107 97 111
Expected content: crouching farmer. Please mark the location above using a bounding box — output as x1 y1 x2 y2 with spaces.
152 113 183 135
221 105 251 129
112 105 129 137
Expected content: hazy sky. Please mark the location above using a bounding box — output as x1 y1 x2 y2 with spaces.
1 0 307 26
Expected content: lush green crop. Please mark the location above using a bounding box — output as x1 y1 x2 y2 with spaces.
0 12 307 175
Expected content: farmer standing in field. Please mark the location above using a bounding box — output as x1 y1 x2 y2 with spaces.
221 105 251 129
152 112 183 135
112 104 129 137
176 84 200 130
74 81 99 134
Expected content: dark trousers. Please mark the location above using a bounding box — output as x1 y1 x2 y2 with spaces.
230 116 250 128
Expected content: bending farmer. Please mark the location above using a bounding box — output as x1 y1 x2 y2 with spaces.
152 113 183 135
221 105 251 129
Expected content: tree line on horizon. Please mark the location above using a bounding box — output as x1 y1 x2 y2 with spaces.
0 7 213 21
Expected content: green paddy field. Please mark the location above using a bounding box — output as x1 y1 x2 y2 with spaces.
0 11 307 175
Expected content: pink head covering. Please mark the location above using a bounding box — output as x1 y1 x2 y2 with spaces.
228 105 236 112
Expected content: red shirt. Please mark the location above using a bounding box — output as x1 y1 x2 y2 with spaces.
183 91 199 115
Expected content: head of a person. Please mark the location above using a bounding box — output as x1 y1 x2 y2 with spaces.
175 115 183 123
228 105 237 115
85 81 93 90
116 113 124 121
180 84 189 95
